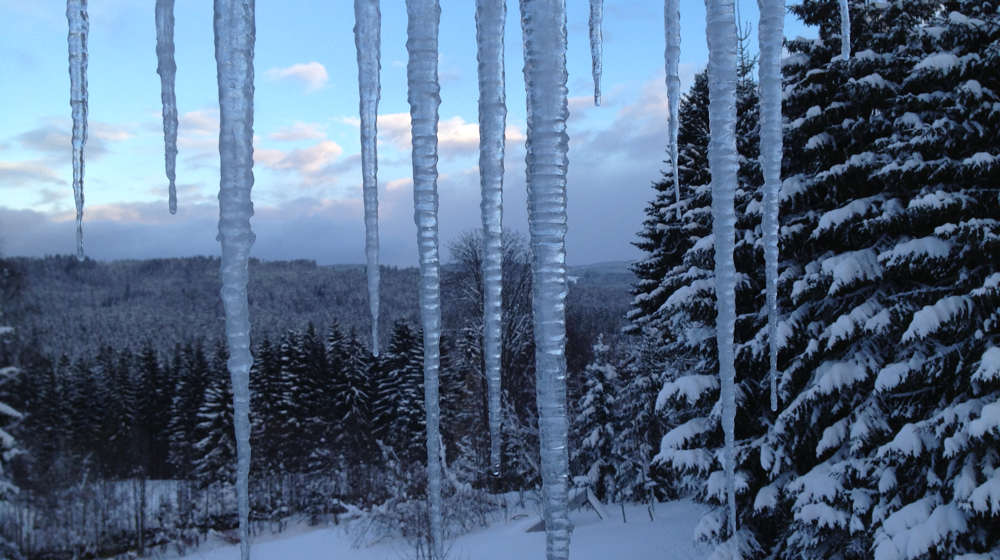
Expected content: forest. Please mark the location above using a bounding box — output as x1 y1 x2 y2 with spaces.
0 0 999 558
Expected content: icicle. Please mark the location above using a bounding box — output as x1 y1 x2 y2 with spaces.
156 0 178 214
66 0 88 260
706 0 739 538
839 0 850 59
519 0 572 558
213 1 255 559
664 0 681 217
588 0 603 106
405 0 444 557
354 0 382 357
476 0 507 481
758 0 783 413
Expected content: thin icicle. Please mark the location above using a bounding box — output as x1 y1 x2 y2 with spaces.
156 0 178 214
758 0 783 412
476 0 507 480
705 0 739 538
588 0 603 106
405 0 444 557
213 1 255 559
519 1 572 558
66 0 88 260
354 0 382 357
839 0 850 59
664 0 681 218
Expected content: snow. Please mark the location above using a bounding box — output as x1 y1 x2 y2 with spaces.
969 476 1000 515
518 0 573 557
354 0 382 357
67 0 88 260
657 374 719 408
874 498 969 560
588 0 603 106
660 417 710 450
177 501 711 560
879 236 952 268
705 0 739 536
914 52 959 73
665 0 681 214
821 249 882 295
475 0 507 477
972 346 1000 383
813 197 877 236
213 1 257 558
758 0 783 412
155 0 178 214
969 401 1000 438
901 295 972 342
405 0 445 555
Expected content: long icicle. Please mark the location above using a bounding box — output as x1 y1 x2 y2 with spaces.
706 0 739 538
354 0 382 356
588 0 603 106
213 1 255 559
665 0 681 217
156 0 179 214
519 0 572 558
67 0 88 260
476 0 507 484
839 0 850 59
758 0 784 412
405 0 444 557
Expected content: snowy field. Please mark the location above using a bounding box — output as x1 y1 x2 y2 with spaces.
176 501 709 560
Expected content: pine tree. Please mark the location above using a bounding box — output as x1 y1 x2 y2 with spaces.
0 320 22 558
168 342 210 479
629 53 768 553
372 321 426 464
571 336 619 502
193 343 236 488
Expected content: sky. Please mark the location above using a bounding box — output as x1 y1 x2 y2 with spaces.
0 1 813 266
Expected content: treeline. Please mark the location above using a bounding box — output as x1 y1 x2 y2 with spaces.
3 319 546 558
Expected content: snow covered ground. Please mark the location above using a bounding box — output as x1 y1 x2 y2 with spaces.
177 501 709 560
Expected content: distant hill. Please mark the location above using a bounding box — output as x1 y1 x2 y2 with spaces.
6 255 634 362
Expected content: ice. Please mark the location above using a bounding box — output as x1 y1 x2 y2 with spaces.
758 0 783 412
66 0 88 260
405 0 444 557
213 1 256 558
518 0 572 557
354 0 382 356
705 0 740 537
589 0 603 106
156 0 178 214
475 0 507 478
665 0 681 215
839 0 850 59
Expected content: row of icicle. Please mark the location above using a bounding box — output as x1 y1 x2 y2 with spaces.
61 0 855 557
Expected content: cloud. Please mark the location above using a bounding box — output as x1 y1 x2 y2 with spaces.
375 113 526 156
0 160 65 186
266 62 329 93
268 122 326 142
16 125 107 158
256 140 346 187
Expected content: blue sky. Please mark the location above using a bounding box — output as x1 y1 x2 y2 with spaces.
0 1 812 265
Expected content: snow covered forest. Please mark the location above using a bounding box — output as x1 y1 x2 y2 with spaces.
0 0 999 558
